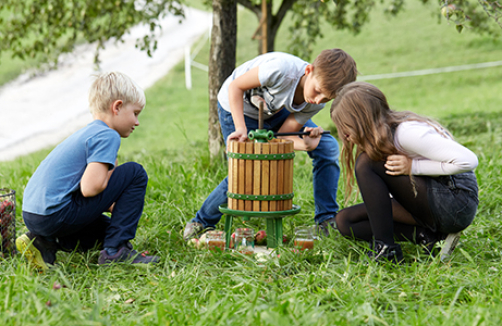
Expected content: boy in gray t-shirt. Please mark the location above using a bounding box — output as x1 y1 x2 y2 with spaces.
184 49 358 240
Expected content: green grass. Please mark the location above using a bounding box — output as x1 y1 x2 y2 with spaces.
1 1 502 325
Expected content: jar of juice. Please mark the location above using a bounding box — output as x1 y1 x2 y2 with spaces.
294 226 314 251
234 228 254 255
206 230 226 251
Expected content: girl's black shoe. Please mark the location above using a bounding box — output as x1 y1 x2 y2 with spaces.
368 240 404 264
417 229 446 256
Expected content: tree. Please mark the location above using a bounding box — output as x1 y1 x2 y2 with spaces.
1 0 500 159
0 0 184 65
238 0 501 60
208 0 237 159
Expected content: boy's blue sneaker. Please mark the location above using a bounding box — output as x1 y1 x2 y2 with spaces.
98 242 159 265
16 232 58 270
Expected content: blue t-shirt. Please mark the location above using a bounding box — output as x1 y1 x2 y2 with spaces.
23 120 121 215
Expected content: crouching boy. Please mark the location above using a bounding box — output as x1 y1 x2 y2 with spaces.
17 71 159 270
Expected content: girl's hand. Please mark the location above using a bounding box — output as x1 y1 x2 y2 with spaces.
385 154 412 175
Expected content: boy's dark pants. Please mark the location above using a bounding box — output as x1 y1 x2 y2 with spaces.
22 162 148 251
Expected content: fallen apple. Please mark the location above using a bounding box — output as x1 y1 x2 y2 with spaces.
188 238 199 248
254 230 267 245
197 233 208 249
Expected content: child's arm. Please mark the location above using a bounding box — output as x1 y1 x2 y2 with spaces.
227 67 262 142
277 115 323 151
395 124 478 176
80 162 115 197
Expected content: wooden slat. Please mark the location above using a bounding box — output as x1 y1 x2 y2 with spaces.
245 141 253 211
277 140 284 211
269 141 278 211
237 141 245 210
228 141 234 209
253 142 262 211
261 143 270 211
232 141 239 210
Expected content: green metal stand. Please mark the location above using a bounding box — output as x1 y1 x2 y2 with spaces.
219 204 301 249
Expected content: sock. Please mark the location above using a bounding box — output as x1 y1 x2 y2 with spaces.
104 247 118 256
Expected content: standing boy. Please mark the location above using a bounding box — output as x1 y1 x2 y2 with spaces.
184 49 358 240
17 71 159 270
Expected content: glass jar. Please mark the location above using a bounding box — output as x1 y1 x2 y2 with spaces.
234 228 254 255
206 230 226 252
294 226 314 251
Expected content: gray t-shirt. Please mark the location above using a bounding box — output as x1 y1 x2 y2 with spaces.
217 52 324 125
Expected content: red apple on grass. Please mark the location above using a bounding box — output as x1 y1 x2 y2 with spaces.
255 230 267 245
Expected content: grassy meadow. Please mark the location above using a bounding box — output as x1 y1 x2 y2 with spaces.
1 1 502 325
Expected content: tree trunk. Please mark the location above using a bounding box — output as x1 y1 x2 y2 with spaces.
208 0 237 160
239 0 295 55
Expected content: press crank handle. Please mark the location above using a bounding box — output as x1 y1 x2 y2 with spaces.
274 130 331 137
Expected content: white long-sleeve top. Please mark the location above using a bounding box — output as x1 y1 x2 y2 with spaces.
394 121 478 176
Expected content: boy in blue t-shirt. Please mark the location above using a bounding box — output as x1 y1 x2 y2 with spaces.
183 49 358 241
17 71 159 270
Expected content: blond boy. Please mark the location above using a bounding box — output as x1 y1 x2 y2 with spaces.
17 72 158 269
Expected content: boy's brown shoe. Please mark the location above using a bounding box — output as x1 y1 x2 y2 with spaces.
16 232 58 270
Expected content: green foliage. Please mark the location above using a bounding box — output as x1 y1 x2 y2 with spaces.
0 0 185 66
440 0 502 35
244 0 502 60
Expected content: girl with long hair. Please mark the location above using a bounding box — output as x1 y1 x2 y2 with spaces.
330 82 479 263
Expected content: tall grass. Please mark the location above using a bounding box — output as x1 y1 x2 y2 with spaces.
1 1 502 325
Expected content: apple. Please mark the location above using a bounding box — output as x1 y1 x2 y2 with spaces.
254 230 267 245
441 4 456 18
198 233 208 249
0 200 14 214
230 232 235 248
188 238 199 248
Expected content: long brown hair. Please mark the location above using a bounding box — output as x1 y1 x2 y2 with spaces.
330 82 451 201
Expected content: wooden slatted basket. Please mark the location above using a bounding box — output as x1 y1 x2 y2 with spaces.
227 139 295 212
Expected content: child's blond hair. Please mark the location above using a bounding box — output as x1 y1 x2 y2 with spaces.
88 72 146 115
312 49 358 100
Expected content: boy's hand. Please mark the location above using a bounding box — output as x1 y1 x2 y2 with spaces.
385 154 412 175
304 126 324 138
227 128 248 143
302 126 323 151
81 162 113 197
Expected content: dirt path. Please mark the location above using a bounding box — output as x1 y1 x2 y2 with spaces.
0 7 211 162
